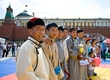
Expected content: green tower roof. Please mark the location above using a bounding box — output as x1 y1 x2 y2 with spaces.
5 5 14 19
8 5 11 8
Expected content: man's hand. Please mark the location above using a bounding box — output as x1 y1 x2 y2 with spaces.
78 52 82 56
43 37 51 45
60 62 63 67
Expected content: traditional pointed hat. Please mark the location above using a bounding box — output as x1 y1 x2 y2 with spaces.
77 27 83 33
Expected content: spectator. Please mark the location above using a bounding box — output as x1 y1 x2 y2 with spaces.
2 43 8 57
88 52 95 80
0 42 3 58
12 43 15 57
101 40 107 60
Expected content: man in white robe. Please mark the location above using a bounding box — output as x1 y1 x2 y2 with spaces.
16 18 55 80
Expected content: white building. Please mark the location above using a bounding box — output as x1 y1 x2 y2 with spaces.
0 5 110 28
1 17 110 28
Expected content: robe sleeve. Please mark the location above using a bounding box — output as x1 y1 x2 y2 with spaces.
66 39 78 59
82 40 88 58
63 59 67 69
41 43 52 62
63 40 69 61
42 43 64 79
16 44 40 80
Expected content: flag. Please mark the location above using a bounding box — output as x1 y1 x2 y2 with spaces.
25 5 28 7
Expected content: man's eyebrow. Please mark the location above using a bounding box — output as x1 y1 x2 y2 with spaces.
36 26 44 28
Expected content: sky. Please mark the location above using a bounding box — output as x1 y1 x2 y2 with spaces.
0 0 110 19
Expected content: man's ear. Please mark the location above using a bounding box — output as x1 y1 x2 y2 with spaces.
45 30 48 35
28 29 32 35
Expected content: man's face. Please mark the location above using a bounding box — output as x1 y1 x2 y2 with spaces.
62 30 68 39
46 27 58 40
28 25 45 41
57 30 63 39
78 32 84 38
70 30 77 38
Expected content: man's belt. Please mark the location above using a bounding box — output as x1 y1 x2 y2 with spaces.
69 55 77 60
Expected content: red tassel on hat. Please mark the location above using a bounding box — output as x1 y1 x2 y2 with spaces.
30 17 38 23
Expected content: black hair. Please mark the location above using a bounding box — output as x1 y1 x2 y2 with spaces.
27 18 45 29
77 29 83 33
58 26 64 31
64 28 68 30
88 51 93 56
46 23 58 30
91 39 96 44
69 28 77 32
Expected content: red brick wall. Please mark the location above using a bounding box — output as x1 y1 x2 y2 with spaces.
67 26 110 38
82 27 110 38
0 23 16 40
0 26 1 37
13 27 28 41
1 24 110 41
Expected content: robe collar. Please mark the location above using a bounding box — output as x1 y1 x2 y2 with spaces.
55 38 63 42
28 36 41 46
77 37 84 41
70 36 76 41
45 35 56 44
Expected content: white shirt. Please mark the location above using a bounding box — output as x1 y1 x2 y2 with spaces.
3 44 7 50
89 58 95 70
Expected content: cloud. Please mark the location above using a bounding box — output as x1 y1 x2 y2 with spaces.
89 2 100 10
26 0 82 18
0 0 82 18
105 8 110 14
0 0 25 17
0 0 102 18
75 2 101 18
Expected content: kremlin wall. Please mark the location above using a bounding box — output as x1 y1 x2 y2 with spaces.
0 5 110 41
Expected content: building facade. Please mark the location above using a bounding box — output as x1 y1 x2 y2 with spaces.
0 5 110 41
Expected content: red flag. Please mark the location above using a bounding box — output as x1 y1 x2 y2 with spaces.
25 5 28 7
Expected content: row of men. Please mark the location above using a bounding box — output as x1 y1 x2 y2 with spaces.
16 17 99 80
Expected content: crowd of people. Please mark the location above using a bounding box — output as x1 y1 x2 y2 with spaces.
1 17 109 80
0 42 21 58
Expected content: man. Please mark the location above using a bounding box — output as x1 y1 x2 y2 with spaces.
0 42 3 58
12 43 15 57
55 27 67 80
42 23 64 80
62 28 69 61
16 18 51 80
55 27 66 67
66 28 80 80
62 28 68 40
77 28 88 80
2 43 8 57
101 40 107 61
